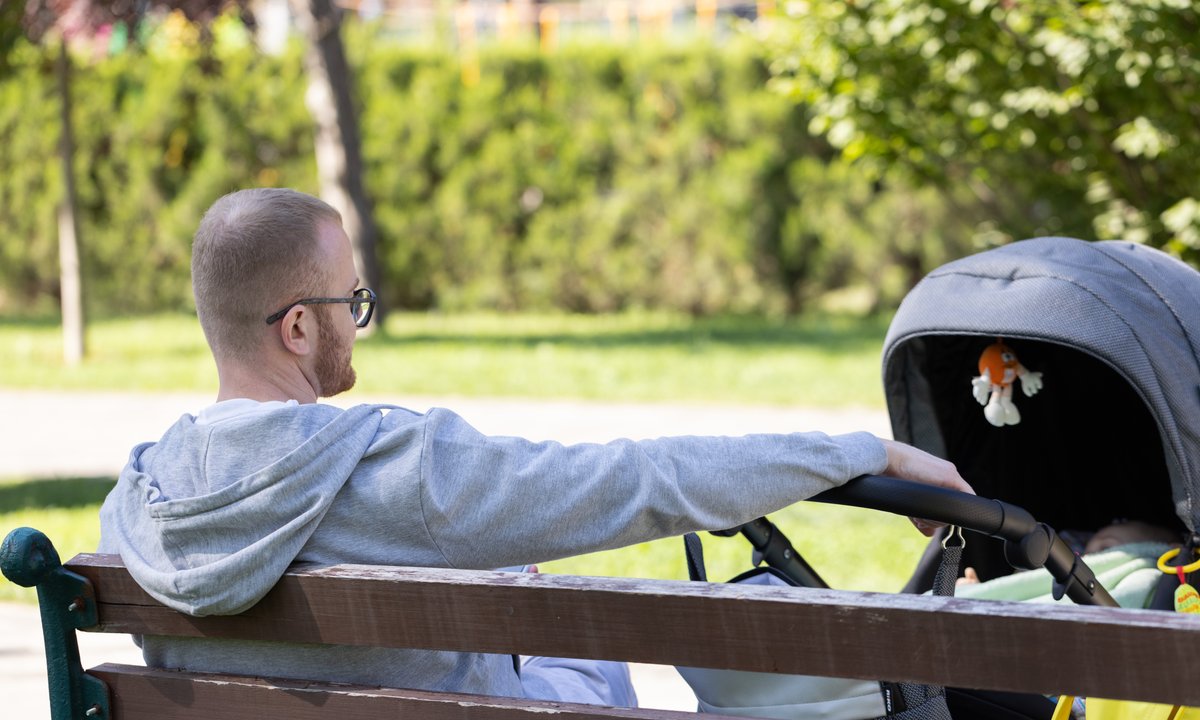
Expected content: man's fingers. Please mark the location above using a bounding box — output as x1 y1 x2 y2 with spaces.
881 438 975 496
909 517 942 537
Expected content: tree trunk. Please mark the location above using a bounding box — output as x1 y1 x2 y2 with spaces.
56 41 85 364
291 0 384 325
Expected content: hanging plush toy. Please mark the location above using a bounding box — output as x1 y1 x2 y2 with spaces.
971 340 1044 427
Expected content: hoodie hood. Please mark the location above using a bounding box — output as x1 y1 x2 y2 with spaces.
100 403 383 616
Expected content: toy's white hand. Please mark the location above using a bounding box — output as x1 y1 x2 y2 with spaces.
1018 369 1043 397
971 372 992 405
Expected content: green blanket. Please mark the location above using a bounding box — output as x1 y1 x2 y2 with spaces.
953 542 1172 609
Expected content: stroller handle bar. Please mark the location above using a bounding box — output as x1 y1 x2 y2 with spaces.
812 475 1118 607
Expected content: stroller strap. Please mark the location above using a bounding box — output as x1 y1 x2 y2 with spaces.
884 528 963 717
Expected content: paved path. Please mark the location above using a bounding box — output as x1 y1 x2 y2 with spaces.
0 390 890 716
0 390 891 478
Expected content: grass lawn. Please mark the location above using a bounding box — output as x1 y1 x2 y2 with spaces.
0 477 116 604
540 502 930 591
0 311 893 407
1 311 929 605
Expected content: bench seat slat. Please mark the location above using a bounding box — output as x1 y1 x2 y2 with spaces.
68 554 1200 706
88 664 714 720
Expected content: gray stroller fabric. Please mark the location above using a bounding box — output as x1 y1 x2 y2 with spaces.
676 533 957 720
883 237 1200 532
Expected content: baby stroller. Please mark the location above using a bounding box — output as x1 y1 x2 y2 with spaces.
884 237 1199 600
690 237 1200 719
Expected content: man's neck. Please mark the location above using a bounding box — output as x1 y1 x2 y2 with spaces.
215 362 319 405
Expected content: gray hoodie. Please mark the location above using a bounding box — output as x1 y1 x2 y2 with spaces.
99 401 886 697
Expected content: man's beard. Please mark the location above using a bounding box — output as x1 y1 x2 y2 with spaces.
314 307 356 397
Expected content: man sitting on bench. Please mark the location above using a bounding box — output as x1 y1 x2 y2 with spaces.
97 188 972 706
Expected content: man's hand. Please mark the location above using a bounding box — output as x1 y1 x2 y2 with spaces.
879 438 974 536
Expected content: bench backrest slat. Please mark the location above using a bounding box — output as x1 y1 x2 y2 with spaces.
67 553 1200 706
89 663 710 720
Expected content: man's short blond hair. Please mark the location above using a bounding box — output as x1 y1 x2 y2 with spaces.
192 188 342 361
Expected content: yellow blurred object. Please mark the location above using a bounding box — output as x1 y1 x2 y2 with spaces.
1087 699 1195 720
1051 695 1074 720
607 2 630 42
497 3 520 42
455 4 480 87
539 6 560 53
697 0 717 33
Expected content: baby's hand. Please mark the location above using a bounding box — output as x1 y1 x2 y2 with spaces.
956 567 980 586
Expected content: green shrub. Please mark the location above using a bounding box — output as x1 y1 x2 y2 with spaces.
0 27 976 319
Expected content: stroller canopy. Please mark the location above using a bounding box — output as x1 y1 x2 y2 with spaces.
883 237 1200 534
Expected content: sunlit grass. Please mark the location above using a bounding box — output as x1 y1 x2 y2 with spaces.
0 477 115 604
0 315 217 391
0 311 891 407
541 503 929 592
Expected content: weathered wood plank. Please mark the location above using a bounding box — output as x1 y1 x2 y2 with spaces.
68 554 1200 705
88 664 712 720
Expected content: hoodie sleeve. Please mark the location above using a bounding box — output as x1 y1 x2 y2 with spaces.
414 408 887 569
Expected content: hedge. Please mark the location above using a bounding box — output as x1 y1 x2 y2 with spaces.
0 25 985 318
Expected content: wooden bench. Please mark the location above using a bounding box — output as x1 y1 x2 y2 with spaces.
5 526 1200 720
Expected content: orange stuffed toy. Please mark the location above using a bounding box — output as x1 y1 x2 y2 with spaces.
971 340 1044 427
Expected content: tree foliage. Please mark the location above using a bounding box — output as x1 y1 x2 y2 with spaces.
0 28 313 315
0 0 251 361
762 0 1200 262
0 25 978 318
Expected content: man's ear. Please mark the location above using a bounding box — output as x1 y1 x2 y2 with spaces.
278 306 315 357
